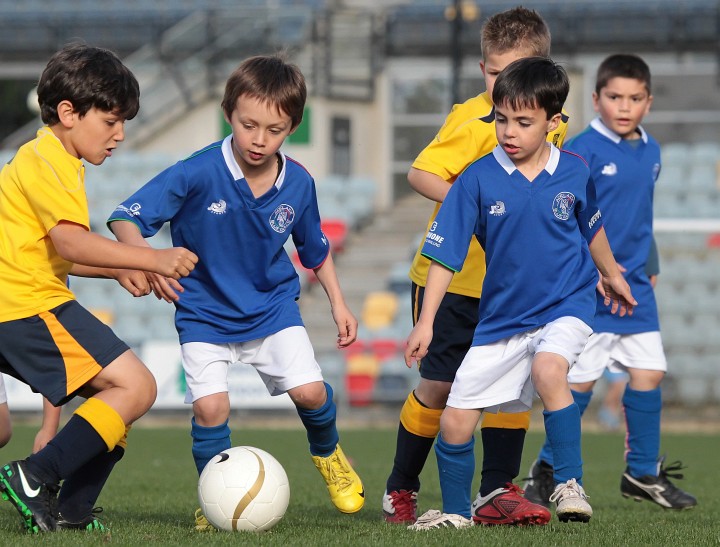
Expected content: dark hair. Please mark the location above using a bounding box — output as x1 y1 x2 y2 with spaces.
595 54 651 94
492 57 569 119
481 6 551 59
221 54 306 129
37 43 140 125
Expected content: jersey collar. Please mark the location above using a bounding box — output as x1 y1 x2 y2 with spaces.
590 117 648 144
221 134 287 189
493 142 560 175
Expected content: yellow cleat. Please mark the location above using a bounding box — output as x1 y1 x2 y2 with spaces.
312 444 365 514
194 508 216 532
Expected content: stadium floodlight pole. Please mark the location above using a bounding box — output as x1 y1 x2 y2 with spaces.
445 0 479 108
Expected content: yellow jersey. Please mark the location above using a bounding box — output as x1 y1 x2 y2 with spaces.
408 91 569 297
0 127 88 321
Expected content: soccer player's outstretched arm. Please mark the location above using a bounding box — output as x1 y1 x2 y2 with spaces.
404 261 455 367
589 226 638 317
313 252 358 348
408 168 452 203
108 220 191 302
51 221 197 282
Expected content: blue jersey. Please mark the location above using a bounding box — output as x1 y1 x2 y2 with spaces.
566 118 660 333
422 145 603 345
108 136 329 344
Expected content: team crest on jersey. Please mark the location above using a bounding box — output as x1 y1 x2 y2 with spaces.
270 204 295 233
489 201 506 216
207 199 227 214
552 192 576 220
601 162 618 176
653 163 661 181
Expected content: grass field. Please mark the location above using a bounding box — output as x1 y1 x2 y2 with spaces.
1 422 718 545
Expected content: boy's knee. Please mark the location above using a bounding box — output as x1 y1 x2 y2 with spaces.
290 381 327 410
193 393 230 425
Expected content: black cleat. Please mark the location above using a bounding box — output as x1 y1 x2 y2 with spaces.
522 459 554 509
57 507 108 532
0 460 58 533
621 457 697 510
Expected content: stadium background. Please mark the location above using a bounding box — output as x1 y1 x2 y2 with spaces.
1 0 718 425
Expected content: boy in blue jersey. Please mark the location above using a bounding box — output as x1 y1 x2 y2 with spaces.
108 54 365 529
524 54 697 511
405 57 637 529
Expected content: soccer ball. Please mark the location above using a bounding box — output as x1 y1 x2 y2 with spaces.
198 446 290 532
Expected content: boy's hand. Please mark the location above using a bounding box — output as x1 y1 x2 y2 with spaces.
32 427 56 453
114 269 151 297
147 271 186 303
404 321 433 367
154 247 198 279
331 304 358 348
600 274 637 317
596 262 626 298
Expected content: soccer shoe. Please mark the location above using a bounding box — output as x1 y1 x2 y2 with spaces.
620 458 697 510
407 509 473 530
522 459 554 509
56 507 108 532
0 460 58 533
471 483 551 526
194 508 216 532
549 479 592 523
382 489 418 523
312 444 365 514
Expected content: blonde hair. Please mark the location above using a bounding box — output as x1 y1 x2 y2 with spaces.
481 6 551 59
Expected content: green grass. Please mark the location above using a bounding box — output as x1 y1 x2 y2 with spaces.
1 423 719 545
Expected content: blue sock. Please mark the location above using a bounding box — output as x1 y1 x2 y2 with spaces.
543 404 582 485
297 383 339 457
191 418 231 476
435 433 474 518
537 389 591 468
623 386 662 477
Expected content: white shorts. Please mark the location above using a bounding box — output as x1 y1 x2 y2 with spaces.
0 375 6 405
567 331 667 384
448 317 592 413
181 326 324 403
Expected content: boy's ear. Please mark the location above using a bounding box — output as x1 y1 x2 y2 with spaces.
56 100 76 128
479 60 486 77
547 112 562 134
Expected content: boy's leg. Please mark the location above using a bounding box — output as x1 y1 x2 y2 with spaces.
294 381 365 514
182 342 234 530
384 286 475 523
0 303 154 533
247 327 363 514
408 407 477 530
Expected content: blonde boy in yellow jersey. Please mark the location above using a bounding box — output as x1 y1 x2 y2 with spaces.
383 7 568 526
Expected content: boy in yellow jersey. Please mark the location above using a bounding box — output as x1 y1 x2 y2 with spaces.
0 44 197 534
383 7 567 525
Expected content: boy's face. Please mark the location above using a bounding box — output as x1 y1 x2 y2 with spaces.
593 77 652 139
225 94 294 174
480 49 533 104
56 104 126 165
494 101 560 164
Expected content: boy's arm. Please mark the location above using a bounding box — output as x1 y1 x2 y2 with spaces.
69 264 151 298
404 261 454 367
50 221 197 279
589 227 638 317
33 399 62 453
109 220 187 302
407 167 452 203
312 252 357 348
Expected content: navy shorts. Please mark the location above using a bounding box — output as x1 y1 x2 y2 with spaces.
0 300 129 406
411 282 479 382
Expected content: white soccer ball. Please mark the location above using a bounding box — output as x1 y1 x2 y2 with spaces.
198 446 290 532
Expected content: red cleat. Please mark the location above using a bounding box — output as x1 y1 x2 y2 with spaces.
472 483 551 526
382 489 418 524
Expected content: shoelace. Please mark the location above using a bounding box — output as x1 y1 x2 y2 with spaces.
319 454 353 492
659 460 687 481
548 479 588 503
389 490 416 519
504 483 525 496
